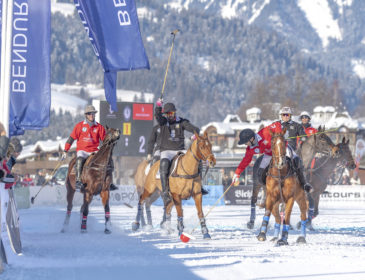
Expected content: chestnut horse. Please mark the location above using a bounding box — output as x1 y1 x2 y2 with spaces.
247 126 338 229
132 131 216 239
61 127 120 234
299 137 356 230
133 159 160 227
257 129 308 245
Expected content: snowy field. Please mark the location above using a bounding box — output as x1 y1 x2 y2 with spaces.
2 203 365 280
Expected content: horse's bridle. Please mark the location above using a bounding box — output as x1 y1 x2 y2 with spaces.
190 138 214 162
271 135 287 169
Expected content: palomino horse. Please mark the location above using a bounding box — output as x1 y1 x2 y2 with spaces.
132 131 216 239
133 159 160 227
247 126 338 229
299 137 356 230
257 129 308 245
61 127 121 234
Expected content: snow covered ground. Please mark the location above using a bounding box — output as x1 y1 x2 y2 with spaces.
2 203 365 280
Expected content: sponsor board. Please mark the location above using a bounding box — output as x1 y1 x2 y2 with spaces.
224 184 264 205
320 185 365 202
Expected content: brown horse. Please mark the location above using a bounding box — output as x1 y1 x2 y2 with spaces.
247 126 338 229
132 131 216 239
257 129 308 245
300 137 356 230
61 127 121 234
133 159 160 228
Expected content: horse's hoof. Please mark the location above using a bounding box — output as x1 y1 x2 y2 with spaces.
60 228 66 233
276 239 289 246
270 237 278 242
289 224 294 230
296 236 306 244
144 224 153 231
257 232 266 241
132 222 140 231
203 233 211 240
247 221 255 229
308 224 315 231
81 229 87 234
104 229 112 234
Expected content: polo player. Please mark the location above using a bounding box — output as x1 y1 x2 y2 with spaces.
63 105 117 192
300 111 317 136
155 99 205 204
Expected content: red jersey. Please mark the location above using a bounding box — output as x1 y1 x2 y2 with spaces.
304 126 317 136
235 124 281 176
64 121 106 153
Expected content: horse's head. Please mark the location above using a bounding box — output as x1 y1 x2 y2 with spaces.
314 125 339 157
194 130 216 168
104 127 121 145
336 137 356 169
270 128 287 169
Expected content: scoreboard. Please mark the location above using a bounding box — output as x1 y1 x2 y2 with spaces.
96 101 154 157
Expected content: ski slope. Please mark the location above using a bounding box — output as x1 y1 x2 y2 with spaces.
2 203 365 280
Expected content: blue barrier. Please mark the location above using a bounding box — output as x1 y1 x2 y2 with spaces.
153 185 224 206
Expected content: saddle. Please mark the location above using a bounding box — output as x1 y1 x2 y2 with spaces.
261 157 295 184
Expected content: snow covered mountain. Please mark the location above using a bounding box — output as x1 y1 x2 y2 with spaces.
163 0 365 79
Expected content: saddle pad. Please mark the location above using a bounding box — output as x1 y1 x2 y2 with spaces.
144 163 151 176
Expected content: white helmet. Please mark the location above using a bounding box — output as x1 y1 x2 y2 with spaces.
299 111 311 120
279 107 293 115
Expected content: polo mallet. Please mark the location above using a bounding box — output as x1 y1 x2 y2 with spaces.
180 181 235 243
30 159 64 204
123 188 136 208
160 29 180 99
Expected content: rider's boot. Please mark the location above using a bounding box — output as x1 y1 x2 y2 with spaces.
198 160 209 195
257 167 267 185
293 157 312 193
75 157 86 192
160 158 172 205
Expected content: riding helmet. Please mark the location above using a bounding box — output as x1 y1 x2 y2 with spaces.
299 111 311 120
238 129 255 145
163 103 176 113
84 105 98 114
279 107 293 115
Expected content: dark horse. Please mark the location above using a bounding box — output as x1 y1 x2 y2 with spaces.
298 137 356 230
247 126 338 229
61 127 121 234
257 129 308 245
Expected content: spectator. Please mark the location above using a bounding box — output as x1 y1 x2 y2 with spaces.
341 174 351 185
22 174 34 187
35 169 46 186
221 169 231 188
350 174 361 185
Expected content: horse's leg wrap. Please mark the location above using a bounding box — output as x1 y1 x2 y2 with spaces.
200 217 211 239
61 211 71 233
257 215 269 241
146 204 152 226
177 216 184 236
247 206 256 229
105 212 111 234
281 224 290 241
273 223 281 238
300 220 307 238
140 205 146 227
81 215 87 232
132 203 143 231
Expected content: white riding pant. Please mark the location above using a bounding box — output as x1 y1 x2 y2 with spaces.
77 150 93 158
160 150 186 161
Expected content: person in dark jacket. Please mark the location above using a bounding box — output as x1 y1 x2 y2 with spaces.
271 107 306 151
155 100 201 204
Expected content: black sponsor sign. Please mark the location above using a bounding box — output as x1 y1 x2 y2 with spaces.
224 184 263 205
99 101 154 156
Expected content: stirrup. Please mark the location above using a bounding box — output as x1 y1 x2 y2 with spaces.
201 187 209 195
110 183 118 191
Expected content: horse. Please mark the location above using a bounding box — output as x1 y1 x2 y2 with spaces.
247 126 338 229
257 128 308 245
298 137 356 230
61 127 121 234
133 159 160 228
132 131 216 239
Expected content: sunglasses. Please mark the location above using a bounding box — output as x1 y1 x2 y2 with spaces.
165 112 175 117
301 116 309 119
86 112 96 116
281 114 290 117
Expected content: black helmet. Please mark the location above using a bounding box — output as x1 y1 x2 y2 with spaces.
163 103 176 113
238 129 255 145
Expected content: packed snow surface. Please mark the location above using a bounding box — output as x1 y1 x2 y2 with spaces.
2 204 365 280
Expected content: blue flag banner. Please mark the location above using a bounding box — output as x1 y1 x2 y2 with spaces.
74 0 150 111
8 0 51 136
